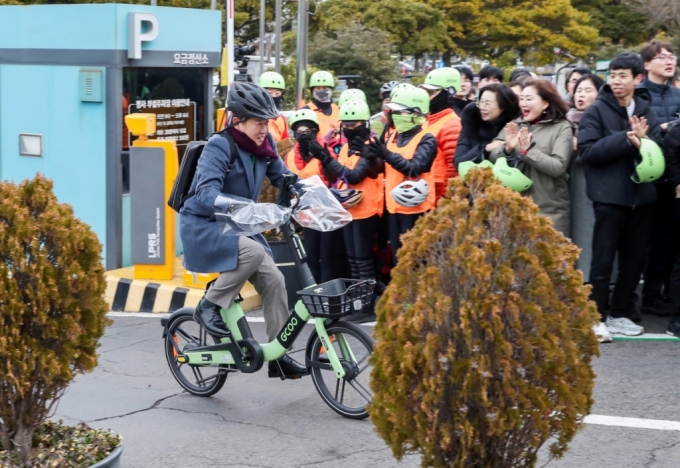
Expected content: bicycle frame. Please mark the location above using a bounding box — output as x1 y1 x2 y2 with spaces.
178 191 350 378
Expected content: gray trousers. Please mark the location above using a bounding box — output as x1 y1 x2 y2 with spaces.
205 237 289 342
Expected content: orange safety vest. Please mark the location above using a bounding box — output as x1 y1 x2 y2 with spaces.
270 115 289 143
286 146 324 180
307 102 340 138
336 144 384 220
384 129 436 215
425 112 457 184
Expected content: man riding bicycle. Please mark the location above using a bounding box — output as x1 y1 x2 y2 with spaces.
179 82 308 379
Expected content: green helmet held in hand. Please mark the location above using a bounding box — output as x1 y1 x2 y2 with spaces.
258 71 285 90
632 138 666 183
339 99 371 122
492 157 533 192
338 89 367 107
386 86 430 114
288 109 319 127
458 160 494 180
309 71 335 88
420 67 461 93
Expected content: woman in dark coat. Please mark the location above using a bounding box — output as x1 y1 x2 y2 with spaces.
454 83 520 169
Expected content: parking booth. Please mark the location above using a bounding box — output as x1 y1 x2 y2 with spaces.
0 4 221 270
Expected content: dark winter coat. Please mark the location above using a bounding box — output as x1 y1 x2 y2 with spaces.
180 133 290 273
454 102 514 169
577 85 662 208
452 97 470 118
662 124 680 186
638 77 680 128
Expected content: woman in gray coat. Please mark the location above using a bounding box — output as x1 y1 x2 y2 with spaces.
180 82 307 379
490 79 573 236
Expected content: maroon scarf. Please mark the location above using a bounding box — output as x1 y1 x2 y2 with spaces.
225 126 278 159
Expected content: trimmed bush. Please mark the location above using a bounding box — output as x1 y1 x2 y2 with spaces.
370 169 600 468
0 175 109 464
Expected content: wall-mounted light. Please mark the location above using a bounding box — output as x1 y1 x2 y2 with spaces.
19 134 43 157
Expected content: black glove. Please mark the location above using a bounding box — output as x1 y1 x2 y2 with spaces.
309 140 332 166
367 137 392 161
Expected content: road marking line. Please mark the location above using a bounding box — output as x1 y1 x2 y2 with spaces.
612 334 679 341
586 415 680 431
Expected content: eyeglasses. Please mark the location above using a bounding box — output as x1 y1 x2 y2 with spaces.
653 54 677 62
476 99 496 109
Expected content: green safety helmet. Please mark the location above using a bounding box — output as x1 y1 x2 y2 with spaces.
386 86 430 114
420 67 461 93
339 99 371 122
632 138 666 183
309 71 335 88
492 157 533 192
288 109 319 128
338 88 367 107
458 160 494 180
258 71 285 90
390 83 414 97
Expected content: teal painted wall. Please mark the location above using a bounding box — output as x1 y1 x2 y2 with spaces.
0 64 108 253
0 5 221 53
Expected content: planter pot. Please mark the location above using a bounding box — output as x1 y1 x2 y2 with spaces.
270 241 303 310
89 446 123 468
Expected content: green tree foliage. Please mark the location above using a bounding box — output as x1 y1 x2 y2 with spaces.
308 22 399 113
573 0 656 47
0 175 109 465
313 0 450 58
370 169 600 468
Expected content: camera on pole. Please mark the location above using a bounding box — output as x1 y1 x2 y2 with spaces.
234 44 256 83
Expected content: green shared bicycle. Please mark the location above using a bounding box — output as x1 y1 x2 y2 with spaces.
161 174 376 419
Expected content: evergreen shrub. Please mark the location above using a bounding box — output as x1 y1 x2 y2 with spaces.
370 168 600 468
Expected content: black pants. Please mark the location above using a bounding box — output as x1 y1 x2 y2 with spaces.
643 183 679 301
668 199 680 322
590 202 654 320
302 228 348 283
388 212 421 265
343 215 380 280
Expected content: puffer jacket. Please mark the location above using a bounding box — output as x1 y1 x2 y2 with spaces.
454 102 515 169
577 85 662 207
426 108 461 180
638 77 680 129
490 118 574 235
383 126 438 177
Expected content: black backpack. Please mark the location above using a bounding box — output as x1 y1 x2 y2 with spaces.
167 131 238 213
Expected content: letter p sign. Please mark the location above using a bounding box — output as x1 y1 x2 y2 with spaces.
128 13 159 60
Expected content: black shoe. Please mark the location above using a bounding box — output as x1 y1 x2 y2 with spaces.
343 311 376 324
268 355 308 379
642 297 672 317
193 299 230 337
667 321 680 338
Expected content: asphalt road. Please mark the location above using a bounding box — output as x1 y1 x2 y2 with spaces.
54 313 680 468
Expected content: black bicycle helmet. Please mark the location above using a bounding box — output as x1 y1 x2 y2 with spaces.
227 81 280 120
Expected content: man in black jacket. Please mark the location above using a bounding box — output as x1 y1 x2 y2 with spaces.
578 53 662 337
638 40 680 316
660 126 680 336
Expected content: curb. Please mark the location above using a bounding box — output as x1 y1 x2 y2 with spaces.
104 276 261 313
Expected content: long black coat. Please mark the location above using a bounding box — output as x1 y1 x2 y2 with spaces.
577 85 662 208
453 102 514 169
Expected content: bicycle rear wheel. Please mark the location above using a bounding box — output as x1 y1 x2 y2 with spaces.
164 313 229 397
308 322 374 419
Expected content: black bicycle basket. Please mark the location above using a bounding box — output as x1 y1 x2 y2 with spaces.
297 279 376 318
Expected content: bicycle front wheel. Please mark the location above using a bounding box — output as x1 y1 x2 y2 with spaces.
308 322 374 420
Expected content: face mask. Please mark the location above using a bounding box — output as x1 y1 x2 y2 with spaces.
392 114 425 133
313 88 332 103
343 124 370 147
272 95 283 110
429 89 452 114
295 132 316 160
